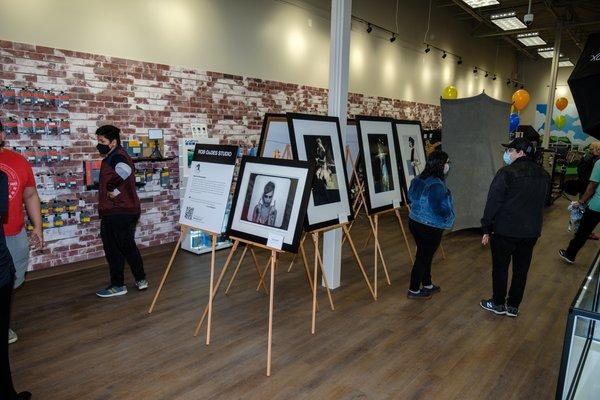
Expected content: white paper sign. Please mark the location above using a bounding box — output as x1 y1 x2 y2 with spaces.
267 233 284 250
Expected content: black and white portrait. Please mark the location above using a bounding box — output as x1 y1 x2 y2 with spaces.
303 135 341 206
368 134 394 193
242 173 296 230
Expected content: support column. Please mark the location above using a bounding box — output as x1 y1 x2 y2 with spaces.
323 0 351 289
542 22 562 149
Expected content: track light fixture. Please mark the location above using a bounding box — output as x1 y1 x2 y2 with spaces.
520 84 524 89
366 24 372 33
485 72 489 78
457 58 463 65
425 46 431 53
506 79 511 85
442 52 447 59
390 34 396 43
492 75 497 81
514 82 518 88
473 67 478 74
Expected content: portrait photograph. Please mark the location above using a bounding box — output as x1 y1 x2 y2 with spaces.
287 113 354 231
395 120 426 190
257 113 292 159
227 156 313 253
356 115 404 215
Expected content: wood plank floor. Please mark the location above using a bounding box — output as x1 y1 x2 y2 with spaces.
9 199 598 399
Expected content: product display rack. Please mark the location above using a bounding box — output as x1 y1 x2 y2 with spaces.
556 249 600 400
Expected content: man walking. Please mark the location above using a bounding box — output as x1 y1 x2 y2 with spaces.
0 122 43 345
480 138 549 317
94 125 148 298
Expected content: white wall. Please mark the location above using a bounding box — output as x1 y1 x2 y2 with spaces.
0 0 518 105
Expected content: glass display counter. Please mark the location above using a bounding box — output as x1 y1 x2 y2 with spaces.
556 249 600 399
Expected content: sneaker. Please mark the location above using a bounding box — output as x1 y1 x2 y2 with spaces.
16 391 32 400
8 328 17 344
421 284 441 295
96 286 127 298
559 249 575 264
135 279 149 290
506 306 519 317
480 299 506 315
407 290 431 299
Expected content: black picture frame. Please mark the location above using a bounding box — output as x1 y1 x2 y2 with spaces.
286 112 355 231
256 113 291 158
226 156 314 253
346 118 362 188
394 119 427 204
356 115 406 215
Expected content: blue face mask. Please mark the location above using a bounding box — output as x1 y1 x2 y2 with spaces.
503 151 512 165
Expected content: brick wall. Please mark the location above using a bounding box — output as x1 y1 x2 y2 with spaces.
0 39 441 271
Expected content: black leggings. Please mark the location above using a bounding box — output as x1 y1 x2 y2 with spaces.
1 276 17 399
408 219 443 292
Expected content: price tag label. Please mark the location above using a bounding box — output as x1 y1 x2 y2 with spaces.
338 213 348 224
267 233 284 250
393 199 401 209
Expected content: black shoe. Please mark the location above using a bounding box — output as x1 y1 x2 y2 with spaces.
407 290 431 299
14 392 32 400
559 249 575 265
421 284 441 295
480 299 506 315
506 306 519 317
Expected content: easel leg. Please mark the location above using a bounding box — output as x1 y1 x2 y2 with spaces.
373 216 378 300
362 230 372 250
225 245 248 294
287 253 297 273
256 257 272 292
440 242 447 260
206 234 217 345
314 238 335 311
251 248 268 293
342 225 376 300
266 251 277 377
395 209 414 264
148 228 186 314
193 240 239 337
311 233 319 335
300 239 318 311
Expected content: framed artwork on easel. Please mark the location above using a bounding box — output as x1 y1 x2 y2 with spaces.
287 113 354 231
256 113 292 159
345 119 361 180
356 115 405 215
226 156 313 253
395 119 427 191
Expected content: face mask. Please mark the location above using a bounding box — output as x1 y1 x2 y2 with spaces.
96 143 111 155
443 163 450 175
503 151 512 165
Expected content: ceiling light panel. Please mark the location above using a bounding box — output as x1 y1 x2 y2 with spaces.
462 0 499 7
491 12 527 31
517 32 546 46
559 60 574 67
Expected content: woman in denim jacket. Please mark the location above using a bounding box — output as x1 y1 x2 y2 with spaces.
407 151 454 299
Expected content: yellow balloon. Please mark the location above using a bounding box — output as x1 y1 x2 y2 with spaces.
512 89 530 111
555 115 567 130
442 85 458 100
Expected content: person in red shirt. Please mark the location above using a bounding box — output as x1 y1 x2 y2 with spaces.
0 122 43 346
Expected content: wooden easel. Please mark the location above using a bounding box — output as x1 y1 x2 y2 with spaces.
148 225 222 345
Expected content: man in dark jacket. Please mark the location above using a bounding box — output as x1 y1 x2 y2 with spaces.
480 138 549 317
94 125 148 298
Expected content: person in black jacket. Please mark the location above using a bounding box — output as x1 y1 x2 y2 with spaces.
0 170 31 399
480 138 549 318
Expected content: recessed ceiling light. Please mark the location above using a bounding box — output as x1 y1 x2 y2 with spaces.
517 32 547 46
559 59 574 67
461 0 499 7
491 12 527 31
537 47 564 59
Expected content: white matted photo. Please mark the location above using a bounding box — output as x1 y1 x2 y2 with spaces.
345 120 360 180
395 120 426 190
227 157 313 253
257 113 292 159
287 113 353 231
356 116 404 214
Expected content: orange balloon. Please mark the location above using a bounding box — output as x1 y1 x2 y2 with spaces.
512 89 530 111
556 97 568 111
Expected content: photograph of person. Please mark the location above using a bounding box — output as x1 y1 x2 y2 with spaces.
368 134 394 193
303 135 341 206
242 173 296 230
404 136 422 177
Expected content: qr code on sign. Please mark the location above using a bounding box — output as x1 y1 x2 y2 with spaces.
185 206 194 219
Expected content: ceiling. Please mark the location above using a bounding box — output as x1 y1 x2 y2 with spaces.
443 0 600 63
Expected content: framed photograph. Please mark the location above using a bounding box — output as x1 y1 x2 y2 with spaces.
356 116 404 214
345 119 360 181
227 157 313 253
395 120 427 190
287 113 354 231
257 113 292 159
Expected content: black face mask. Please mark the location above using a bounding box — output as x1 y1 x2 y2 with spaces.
96 143 111 155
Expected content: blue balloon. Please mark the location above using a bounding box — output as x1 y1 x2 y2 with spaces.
509 112 520 132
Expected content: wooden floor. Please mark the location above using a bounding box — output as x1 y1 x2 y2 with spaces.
9 199 598 400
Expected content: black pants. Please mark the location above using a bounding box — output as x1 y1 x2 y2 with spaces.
491 234 537 308
1 276 17 399
100 214 145 287
408 219 443 291
565 208 600 260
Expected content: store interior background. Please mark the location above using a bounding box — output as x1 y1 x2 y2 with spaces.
0 0 579 269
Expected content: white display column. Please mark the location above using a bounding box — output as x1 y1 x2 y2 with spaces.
322 0 351 289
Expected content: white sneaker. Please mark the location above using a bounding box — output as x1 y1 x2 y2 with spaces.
135 279 149 290
8 328 18 344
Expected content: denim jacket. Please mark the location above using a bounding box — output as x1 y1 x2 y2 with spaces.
408 176 455 230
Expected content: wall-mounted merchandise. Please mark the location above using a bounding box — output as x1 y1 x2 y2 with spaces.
1 86 69 109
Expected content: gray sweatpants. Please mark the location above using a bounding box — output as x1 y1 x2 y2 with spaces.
6 229 29 288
